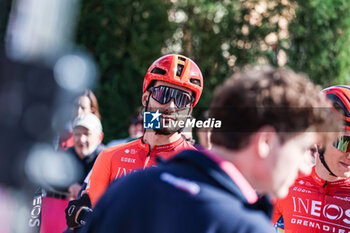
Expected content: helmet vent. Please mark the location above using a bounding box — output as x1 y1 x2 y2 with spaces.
190 78 201 87
150 67 167 75
178 56 186 62
176 64 184 77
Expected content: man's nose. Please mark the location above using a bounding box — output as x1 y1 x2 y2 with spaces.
165 98 176 109
78 107 83 116
78 134 88 143
346 152 350 159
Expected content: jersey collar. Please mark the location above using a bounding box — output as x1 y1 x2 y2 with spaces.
312 166 350 186
137 136 185 153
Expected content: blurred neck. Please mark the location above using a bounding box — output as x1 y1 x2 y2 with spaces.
143 131 182 150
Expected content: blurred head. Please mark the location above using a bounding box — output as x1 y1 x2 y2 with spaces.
143 54 203 107
209 66 341 198
72 113 103 159
72 89 101 120
142 55 203 135
317 86 350 179
196 111 212 149
143 80 193 134
128 107 143 138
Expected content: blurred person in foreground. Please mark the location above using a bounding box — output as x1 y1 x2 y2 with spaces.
66 113 105 200
273 85 350 233
106 107 143 147
58 89 101 151
194 111 212 151
81 66 340 233
65 54 203 230
37 113 104 233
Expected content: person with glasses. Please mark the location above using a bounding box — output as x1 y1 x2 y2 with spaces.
273 85 350 233
80 66 339 233
64 54 203 230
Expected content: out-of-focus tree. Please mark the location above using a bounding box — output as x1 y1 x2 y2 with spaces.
164 0 294 110
287 0 350 85
76 0 175 142
76 0 350 141
0 0 12 48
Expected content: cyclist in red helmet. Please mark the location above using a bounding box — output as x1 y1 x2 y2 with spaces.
65 54 203 230
273 85 350 233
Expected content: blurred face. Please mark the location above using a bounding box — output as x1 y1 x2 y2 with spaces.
322 142 350 179
265 132 316 198
197 130 212 149
73 126 101 158
72 96 92 119
143 81 193 135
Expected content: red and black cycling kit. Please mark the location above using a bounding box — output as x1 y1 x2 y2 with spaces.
273 166 350 233
85 137 195 206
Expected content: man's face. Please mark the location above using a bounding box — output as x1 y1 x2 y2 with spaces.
266 132 316 198
323 142 350 179
143 80 193 134
73 126 101 158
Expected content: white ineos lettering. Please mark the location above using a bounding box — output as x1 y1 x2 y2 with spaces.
311 200 322 217
115 167 134 180
28 196 42 228
323 204 343 220
292 197 309 213
344 209 350 224
292 197 350 226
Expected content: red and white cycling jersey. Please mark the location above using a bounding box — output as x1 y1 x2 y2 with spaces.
273 166 350 233
86 137 195 206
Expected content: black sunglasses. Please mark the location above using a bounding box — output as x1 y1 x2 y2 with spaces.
149 86 194 109
333 135 350 153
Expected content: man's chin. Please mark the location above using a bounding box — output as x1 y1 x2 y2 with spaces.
153 127 180 135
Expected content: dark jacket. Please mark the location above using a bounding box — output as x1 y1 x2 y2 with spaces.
81 149 275 233
67 144 105 184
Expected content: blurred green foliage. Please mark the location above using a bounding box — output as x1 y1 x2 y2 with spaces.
75 0 175 142
1 0 349 142
75 0 350 143
0 0 12 49
287 0 350 85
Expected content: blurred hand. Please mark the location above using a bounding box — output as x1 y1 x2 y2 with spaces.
68 183 82 200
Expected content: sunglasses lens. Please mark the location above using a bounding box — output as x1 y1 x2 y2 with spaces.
151 86 193 109
175 92 192 109
333 135 350 153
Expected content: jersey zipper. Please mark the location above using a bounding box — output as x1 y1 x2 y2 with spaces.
143 143 151 169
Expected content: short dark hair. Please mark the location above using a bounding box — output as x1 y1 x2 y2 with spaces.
210 66 341 150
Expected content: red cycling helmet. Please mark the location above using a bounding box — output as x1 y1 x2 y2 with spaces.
143 54 203 107
322 85 350 131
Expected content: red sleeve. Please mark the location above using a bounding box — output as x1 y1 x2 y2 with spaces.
272 198 283 224
86 149 112 207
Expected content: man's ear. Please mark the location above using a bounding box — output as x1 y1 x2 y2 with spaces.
142 91 149 107
99 132 104 143
254 126 277 159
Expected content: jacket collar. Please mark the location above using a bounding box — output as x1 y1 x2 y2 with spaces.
170 149 257 204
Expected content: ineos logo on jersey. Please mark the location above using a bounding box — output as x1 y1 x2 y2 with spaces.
114 167 134 180
323 204 343 220
292 197 350 224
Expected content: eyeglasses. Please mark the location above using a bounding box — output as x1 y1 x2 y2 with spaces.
333 135 350 153
149 86 194 110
